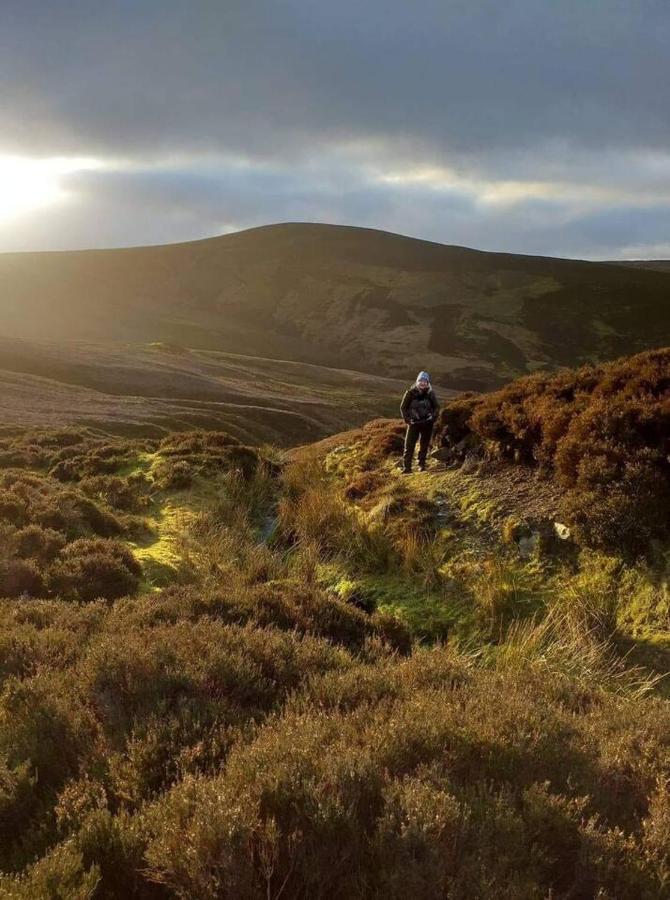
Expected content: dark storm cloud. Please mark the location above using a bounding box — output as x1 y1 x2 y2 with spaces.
2 0 669 160
1 0 669 256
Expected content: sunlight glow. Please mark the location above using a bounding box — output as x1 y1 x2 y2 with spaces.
0 155 103 223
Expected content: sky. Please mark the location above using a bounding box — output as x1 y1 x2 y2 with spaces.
1 0 669 259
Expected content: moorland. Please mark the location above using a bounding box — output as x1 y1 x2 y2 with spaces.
1 347 670 898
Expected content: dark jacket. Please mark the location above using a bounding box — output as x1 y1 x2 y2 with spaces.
400 385 439 424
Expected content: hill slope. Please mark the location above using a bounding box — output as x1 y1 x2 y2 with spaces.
0 335 408 443
2 223 670 390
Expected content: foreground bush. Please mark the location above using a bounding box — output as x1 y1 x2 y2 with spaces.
49 539 142 602
143 645 670 899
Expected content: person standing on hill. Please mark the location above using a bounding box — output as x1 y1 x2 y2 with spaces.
400 371 440 473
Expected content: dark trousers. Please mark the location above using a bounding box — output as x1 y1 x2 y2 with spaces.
403 421 433 470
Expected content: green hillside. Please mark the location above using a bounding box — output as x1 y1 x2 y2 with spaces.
2 223 670 390
1 348 670 897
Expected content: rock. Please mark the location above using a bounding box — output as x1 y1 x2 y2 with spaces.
435 499 455 524
430 446 453 462
460 452 481 474
553 521 571 540
518 530 540 557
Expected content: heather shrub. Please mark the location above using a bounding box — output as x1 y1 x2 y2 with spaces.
0 672 97 870
78 619 351 745
70 496 123 538
435 349 670 555
80 474 151 512
152 458 193 490
155 431 260 482
49 441 143 483
0 841 100 899
643 777 670 885
344 469 383 499
158 431 240 455
0 558 45 598
0 600 106 684
15 525 66 563
0 490 27 525
109 582 410 656
49 539 141 602
49 458 83 482
0 473 122 540
359 419 405 468
69 807 154 899
144 647 670 899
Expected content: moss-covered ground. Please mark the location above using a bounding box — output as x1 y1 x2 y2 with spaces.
318 423 670 691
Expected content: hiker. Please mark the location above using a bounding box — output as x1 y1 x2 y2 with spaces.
400 371 439 473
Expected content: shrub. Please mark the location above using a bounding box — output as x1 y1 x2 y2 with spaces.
0 491 27 526
49 539 142 602
0 841 100 899
0 559 45 598
79 474 151 512
143 648 670 899
15 525 66 563
152 459 193 490
344 470 382 500
0 673 97 869
434 349 670 555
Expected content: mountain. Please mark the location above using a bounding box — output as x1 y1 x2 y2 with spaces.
614 259 670 273
2 222 670 391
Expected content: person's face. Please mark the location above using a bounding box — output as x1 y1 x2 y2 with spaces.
418 379 429 391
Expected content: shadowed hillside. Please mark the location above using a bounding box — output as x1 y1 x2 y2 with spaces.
0 335 411 444
2 223 670 390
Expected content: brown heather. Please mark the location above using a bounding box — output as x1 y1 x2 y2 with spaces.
0 354 669 897
436 347 670 555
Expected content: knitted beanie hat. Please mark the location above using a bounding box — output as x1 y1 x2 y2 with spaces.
416 371 431 385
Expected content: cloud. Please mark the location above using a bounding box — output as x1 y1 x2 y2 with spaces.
1 156 664 261
0 0 669 256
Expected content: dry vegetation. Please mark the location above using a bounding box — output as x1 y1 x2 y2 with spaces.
436 348 670 555
0 335 404 444
1 350 670 898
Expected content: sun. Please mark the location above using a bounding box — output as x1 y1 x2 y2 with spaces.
0 155 101 223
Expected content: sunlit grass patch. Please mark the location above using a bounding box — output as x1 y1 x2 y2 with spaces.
114 449 157 478
130 500 196 590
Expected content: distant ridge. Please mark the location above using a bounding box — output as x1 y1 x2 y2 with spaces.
2 222 670 390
